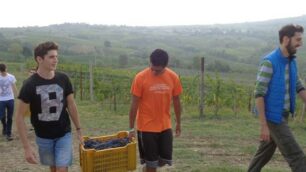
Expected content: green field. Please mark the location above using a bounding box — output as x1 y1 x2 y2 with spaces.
1 99 306 171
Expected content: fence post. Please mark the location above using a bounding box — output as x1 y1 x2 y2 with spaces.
248 89 252 112
80 67 83 101
111 79 117 112
89 62 94 101
199 57 205 119
73 71 77 99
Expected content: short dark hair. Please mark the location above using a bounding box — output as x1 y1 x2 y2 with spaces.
34 41 58 61
150 49 169 67
279 24 304 43
0 63 6 72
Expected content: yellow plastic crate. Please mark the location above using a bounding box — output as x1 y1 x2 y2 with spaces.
80 131 136 172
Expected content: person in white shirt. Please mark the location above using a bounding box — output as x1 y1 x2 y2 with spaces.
0 63 17 141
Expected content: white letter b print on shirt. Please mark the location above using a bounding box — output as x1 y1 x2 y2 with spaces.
36 84 64 121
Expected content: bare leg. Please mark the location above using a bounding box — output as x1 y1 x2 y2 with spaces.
56 167 68 172
145 166 156 172
50 166 56 172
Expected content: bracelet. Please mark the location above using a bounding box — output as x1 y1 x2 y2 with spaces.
76 127 81 131
129 128 135 132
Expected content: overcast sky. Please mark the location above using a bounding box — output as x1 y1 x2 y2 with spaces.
1 0 305 28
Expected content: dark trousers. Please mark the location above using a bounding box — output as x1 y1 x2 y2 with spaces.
0 99 14 136
248 118 306 172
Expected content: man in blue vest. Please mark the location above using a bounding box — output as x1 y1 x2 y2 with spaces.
248 24 306 172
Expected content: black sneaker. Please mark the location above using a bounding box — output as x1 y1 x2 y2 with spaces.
6 135 13 141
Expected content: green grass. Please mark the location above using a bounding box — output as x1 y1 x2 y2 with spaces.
0 96 302 171
76 101 304 172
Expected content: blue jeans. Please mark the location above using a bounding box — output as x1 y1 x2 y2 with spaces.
36 132 73 167
0 99 14 136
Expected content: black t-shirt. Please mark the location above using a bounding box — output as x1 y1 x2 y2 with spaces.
18 72 73 139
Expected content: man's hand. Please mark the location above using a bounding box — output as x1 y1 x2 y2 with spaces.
77 129 84 145
24 147 38 164
260 123 270 142
128 129 136 140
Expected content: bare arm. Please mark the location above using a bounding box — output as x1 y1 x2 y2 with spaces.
256 97 270 142
128 95 139 138
67 94 83 143
12 83 17 98
16 100 38 164
173 95 182 137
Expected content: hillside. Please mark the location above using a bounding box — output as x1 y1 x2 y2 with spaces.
0 15 306 75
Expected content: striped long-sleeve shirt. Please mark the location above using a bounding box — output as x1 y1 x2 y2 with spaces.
254 59 305 111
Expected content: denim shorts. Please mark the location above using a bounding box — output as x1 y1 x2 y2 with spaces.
36 132 72 167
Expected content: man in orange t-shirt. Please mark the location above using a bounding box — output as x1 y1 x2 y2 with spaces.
129 49 182 172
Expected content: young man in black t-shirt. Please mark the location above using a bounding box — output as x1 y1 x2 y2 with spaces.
16 41 83 172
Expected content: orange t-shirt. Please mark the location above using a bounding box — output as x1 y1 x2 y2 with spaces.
131 67 183 132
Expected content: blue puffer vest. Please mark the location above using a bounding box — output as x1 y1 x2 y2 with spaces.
263 48 297 124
